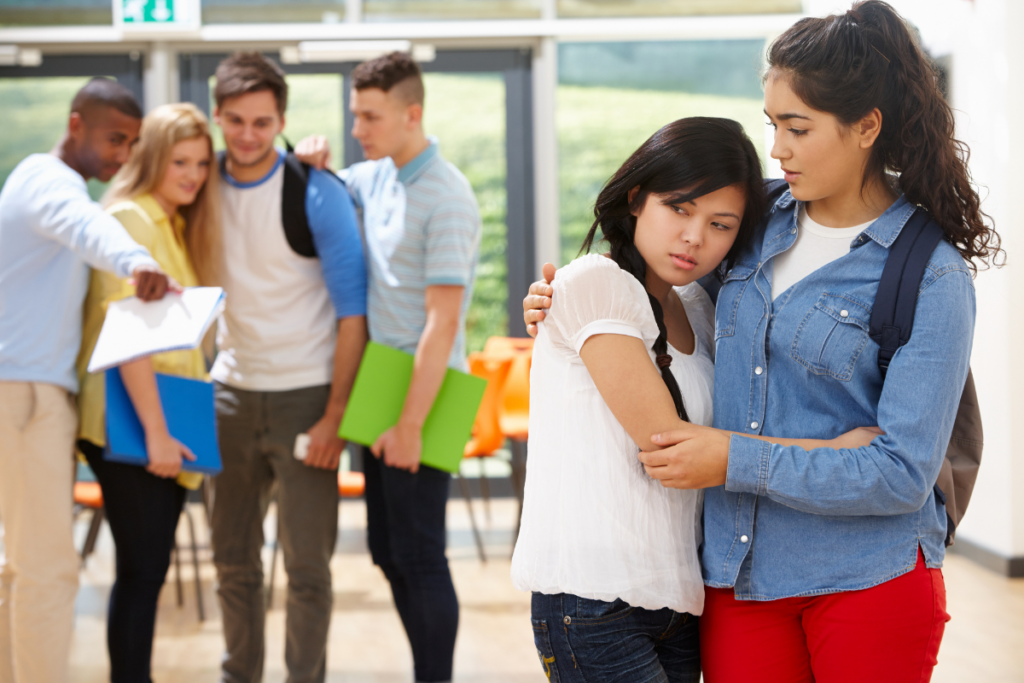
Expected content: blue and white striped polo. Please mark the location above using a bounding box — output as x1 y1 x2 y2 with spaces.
341 140 481 371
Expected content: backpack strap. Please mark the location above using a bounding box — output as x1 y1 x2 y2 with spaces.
868 208 945 376
281 140 317 259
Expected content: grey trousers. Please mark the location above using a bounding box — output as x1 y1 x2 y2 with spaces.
211 383 339 683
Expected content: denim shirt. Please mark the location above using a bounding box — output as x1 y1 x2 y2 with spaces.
704 191 975 600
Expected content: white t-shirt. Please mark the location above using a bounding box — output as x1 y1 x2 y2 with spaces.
771 205 873 300
511 254 714 615
211 158 337 391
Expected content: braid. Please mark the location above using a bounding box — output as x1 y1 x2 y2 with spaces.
606 218 689 423
577 116 767 425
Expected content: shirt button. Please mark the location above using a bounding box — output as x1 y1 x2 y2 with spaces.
751 421 759 430
840 310 849 318
740 535 750 543
755 366 763 375
791 228 797 234
563 616 572 625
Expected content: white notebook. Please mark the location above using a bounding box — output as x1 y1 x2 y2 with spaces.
87 287 226 374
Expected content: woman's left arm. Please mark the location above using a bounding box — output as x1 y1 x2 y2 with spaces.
642 266 975 515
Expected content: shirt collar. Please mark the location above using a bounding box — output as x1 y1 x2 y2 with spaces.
220 147 285 189
134 193 171 226
773 188 917 249
397 138 439 185
134 193 186 237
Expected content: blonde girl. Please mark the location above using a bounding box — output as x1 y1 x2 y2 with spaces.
74 102 221 683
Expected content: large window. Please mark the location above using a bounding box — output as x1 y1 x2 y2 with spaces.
421 72 508 353
0 0 111 27
557 0 800 18
202 0 348 24
557 40 768 264
0 75 123 200
364 0 540 21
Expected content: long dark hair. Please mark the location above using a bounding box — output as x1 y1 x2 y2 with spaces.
580 117 765 421
767 0 1002 272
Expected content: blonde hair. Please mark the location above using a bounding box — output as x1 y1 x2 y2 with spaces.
106 102 222 286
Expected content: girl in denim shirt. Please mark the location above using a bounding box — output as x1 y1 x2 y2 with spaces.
525 2 1001 681
514 118 880 682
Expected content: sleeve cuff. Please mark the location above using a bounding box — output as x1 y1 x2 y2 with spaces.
572 320 644 355
726 434 772 495
425 276 469 287
118 253 159 280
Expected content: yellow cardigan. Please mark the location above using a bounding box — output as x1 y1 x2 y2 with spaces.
76 194 207 490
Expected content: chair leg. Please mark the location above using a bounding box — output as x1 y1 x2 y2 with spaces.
509 440 528 549
265 514 279 612
80 507 105 565
184 507 205 622
457 475 487 563
477 457 491 525
172 541 183 607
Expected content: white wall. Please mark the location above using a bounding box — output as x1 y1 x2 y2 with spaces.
947 0 1024 560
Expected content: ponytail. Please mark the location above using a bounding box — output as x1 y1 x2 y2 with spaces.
767 0 1002 273
580 117 766 422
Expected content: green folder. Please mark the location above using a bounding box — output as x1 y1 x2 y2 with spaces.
339 342 488 474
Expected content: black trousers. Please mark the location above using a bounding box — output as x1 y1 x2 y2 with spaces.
363 447 458 683
80 440 187 683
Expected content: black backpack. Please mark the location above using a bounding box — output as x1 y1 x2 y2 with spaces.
217 141 346 259
763 179 983 546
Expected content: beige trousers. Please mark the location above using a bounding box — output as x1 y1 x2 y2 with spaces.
0 382 79 683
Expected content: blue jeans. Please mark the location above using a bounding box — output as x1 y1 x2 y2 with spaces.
363 448 458 683
531 592 700 683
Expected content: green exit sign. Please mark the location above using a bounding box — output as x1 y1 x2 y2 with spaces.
114 0 199 31
122 0 174 23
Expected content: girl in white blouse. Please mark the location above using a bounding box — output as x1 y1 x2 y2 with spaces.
511 118 877 682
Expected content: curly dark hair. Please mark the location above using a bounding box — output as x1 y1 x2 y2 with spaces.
351 51 424 106
767 0 1002 273
580 117 766 421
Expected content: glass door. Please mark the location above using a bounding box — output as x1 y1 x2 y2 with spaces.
0 54 144 200
179 48 535 348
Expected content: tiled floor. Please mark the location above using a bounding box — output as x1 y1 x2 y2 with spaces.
63 496 1024 682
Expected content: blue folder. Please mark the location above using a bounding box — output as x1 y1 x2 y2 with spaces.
104 369 222 475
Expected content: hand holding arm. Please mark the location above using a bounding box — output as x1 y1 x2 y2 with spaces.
294 135 333 171
523 262 557 338
638 425 883 490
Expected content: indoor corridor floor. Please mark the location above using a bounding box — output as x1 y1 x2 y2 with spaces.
63 496 1024 682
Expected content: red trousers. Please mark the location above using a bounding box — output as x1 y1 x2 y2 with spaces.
701 549 949 683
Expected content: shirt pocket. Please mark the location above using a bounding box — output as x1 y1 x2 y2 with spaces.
790 293 872 382
714 265 756 341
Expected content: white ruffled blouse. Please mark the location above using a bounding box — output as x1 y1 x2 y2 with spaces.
511 254 715 615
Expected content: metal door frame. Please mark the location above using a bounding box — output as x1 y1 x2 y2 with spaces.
180 48 535 337
0 53 144 103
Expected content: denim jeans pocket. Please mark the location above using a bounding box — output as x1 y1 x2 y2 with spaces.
790 292 871 381
531 618 561 682
570 596 636 624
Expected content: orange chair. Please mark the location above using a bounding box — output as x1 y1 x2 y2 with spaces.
484 338 533 543
483 336 535 360
457 353 514 562
73 470 206 620
338 470 366 497
73 481 105 564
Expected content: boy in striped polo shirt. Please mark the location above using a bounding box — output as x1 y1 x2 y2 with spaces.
298 52 481 683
